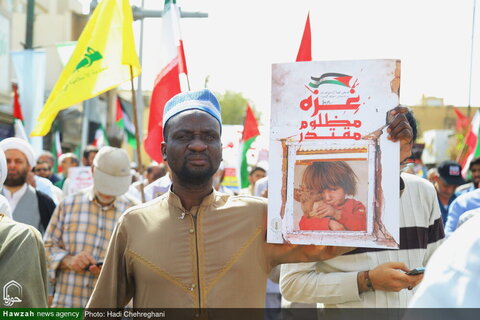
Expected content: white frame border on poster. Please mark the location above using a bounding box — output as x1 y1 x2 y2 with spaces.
282 140 377 246
267 59 401 248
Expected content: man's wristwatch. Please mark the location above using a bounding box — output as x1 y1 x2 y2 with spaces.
364 270 374 291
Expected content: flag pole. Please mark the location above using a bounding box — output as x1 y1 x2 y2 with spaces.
468 0 477 117
457 120 473 163
185 74 191 91
129 65 146 203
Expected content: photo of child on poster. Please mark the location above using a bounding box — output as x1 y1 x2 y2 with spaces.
294 160 367 232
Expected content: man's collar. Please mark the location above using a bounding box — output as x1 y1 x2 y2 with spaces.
167 187 219 212
3 183 28 198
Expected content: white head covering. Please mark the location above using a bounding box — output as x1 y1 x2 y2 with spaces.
0 148 7 186
0 148 12 218
93 146 132 196
0 137 35 167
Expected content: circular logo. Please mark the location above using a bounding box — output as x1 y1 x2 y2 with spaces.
270 218 282 232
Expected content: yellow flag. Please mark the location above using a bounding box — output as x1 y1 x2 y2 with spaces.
31 0 141 136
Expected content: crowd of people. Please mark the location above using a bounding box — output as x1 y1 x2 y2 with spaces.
0 89 478 317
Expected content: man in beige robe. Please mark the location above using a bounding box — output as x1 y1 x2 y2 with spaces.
87 89 412 311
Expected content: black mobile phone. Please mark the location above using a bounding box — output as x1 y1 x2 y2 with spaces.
84 261 103 271
406 267 425 275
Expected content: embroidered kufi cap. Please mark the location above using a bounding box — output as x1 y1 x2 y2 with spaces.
162 89 222 134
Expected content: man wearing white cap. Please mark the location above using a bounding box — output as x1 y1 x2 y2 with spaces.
44 146 138 308
0 137 56 234
87 89 413 311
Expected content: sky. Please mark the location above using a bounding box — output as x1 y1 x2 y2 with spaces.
82 0 480 125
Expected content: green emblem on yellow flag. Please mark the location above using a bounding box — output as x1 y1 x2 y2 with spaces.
31 0 141 136
75 47 103 71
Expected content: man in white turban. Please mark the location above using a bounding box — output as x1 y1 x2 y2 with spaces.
0 148 48 307
0 137 56 234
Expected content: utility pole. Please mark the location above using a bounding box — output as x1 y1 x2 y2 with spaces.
88 3 208 21
134 0 146 146
131 6 208 20
25 0 35 49
18 0 44 154
81 0 99 153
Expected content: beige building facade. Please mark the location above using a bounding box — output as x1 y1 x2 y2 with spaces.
411 96 480 141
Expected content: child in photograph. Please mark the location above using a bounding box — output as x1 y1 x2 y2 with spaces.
296 161 366 231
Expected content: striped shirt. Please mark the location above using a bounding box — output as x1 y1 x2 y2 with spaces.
280 173 445 308
44 187 138 308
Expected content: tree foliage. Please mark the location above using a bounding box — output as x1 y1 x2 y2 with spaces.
215 90 260 125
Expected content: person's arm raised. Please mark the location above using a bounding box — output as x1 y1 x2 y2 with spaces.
386 105 414 162
266 242 354 267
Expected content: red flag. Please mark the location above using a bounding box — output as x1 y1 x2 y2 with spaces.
460 111 480 175
241 104 260 142
240 104 260 188
12 83 24 121
296 13 312 62
453 107 469 132
144 0 187 162
115 98 123 123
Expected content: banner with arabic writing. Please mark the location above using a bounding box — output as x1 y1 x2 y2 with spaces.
267 59 401 248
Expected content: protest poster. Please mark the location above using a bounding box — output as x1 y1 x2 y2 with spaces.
220 125 270 194
67 166 93 195
267 59 401 248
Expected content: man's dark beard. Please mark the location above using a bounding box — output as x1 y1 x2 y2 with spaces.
177 166 216 185
176 159 217 186
5 169 27 187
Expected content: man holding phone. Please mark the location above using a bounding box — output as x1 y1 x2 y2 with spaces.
44 147 138 308
280 110 445 307
406 267 425 276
